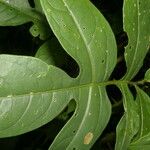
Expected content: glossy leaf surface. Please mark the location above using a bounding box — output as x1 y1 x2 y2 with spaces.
123 0 150 79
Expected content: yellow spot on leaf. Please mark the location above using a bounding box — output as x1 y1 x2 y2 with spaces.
84 132 93 145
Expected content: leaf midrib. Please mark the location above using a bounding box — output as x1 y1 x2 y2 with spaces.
62 0 96 82
0 80 131 99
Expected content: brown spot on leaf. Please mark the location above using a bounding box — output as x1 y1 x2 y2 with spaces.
84 132 93 145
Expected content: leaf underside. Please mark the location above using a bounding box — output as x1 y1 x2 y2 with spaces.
0 0 149 150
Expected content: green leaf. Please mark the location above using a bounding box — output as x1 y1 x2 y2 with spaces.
0 0 50 39
145 69 150 81
0 0 117 149
0 55 73 137
34 0 43 13
129 87 150 148
129 145 150 150
41 0 117 82
115 84 150 150
115 84 139 150
123 0 150 80
0 0 31 25
0 55 112 149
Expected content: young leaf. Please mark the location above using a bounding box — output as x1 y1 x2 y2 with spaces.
115 84 139 150
0 0 117 149
123 0 150 80
0 0 50 39
35 38 68 67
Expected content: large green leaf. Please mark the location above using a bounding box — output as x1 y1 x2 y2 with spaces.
128 70 150 149
0 0 50 39
0 0 117 149
115 69 150 150
123 0 150 79
0 55 74 137
128 87 150 149
40 0 117 82
115 84 139 150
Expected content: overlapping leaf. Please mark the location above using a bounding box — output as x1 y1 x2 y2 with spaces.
0 0 50 39
129 86 150 148
115 69 150 150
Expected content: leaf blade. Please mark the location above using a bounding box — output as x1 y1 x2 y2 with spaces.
123 0 150 79
129 87 150 147
49 86 111 150
0 55 74 137
115 84 139 150
40 0 117 83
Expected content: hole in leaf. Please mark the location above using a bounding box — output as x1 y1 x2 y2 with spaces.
101 59 105 63
73 130 76 134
